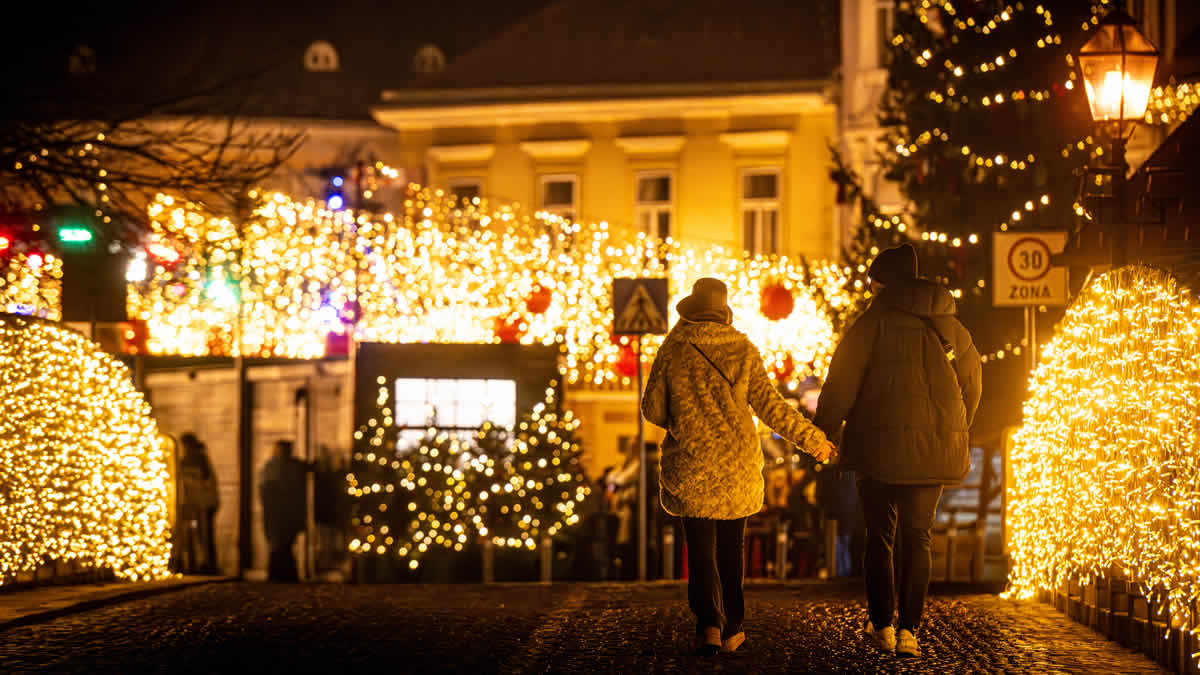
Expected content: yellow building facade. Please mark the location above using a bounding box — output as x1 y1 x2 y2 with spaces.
373 88 839 477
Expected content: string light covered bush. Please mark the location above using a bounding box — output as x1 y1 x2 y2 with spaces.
1004 266 1200 655
348 378 588 571
126 185 852 390
0 315 171 585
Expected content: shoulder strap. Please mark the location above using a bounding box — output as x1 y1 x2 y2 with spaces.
689 342 734 387
911 314 956 363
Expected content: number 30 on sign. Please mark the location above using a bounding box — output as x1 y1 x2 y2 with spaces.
992 232 1069 307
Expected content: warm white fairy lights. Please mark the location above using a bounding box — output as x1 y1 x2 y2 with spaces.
127 185 851 390
348 382 589 567
0 315 172 585
1004 266 1200 661
1 245 63 320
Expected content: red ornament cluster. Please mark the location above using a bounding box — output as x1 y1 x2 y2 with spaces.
760 283 794 321
525 284 552 314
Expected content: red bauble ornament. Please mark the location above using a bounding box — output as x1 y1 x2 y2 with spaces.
495 316 523 343
525 284 552 314
325 331 350 356
772 354 795 381
615 344 639 377
760 283 794 321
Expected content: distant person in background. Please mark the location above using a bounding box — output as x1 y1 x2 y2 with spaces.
814 244 981 658
177 432 220 574
259 440 310 582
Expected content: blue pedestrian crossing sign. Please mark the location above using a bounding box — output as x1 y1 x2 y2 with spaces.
612 278 669 335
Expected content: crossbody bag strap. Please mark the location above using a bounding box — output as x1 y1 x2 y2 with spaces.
689 342 734 387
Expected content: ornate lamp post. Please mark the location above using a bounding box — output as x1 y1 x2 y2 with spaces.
1077 10 1159 268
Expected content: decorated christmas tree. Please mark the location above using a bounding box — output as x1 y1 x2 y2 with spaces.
478 382 590 552
347 384 482 571
834 0 1117 427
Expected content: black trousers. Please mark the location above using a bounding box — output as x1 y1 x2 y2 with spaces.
857 477 942 633
682 517 746 639
267 533 300 582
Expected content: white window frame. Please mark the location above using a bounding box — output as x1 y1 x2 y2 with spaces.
741 167 782 256
634 170 673 241
447 177 484 203
876 0 895 68
538 174 578 222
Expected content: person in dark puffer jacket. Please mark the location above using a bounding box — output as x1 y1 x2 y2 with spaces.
642 277 835 657
814 244 981 658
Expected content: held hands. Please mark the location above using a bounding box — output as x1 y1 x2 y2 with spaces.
809 439 838 463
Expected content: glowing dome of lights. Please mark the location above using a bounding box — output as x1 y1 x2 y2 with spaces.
1004 266 1200 653
0 315 172 585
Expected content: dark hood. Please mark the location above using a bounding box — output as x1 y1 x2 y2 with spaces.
873 278 957 318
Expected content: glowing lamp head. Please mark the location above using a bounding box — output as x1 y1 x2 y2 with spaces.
1078 10 1159 123
327 194 345 210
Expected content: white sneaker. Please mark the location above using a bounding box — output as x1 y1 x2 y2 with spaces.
896 628 921 657
863 619 896 652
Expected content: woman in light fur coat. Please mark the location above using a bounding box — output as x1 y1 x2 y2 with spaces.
642 277 835 656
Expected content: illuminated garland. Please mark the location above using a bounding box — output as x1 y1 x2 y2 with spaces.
1004 266 1200 660
128 186 850 390
0 314 171 584
348 380 589 568
1 244 63 320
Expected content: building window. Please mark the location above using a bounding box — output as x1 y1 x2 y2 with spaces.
635 172 673 241
742 169 781 256
393 378 516 449
304 40 339 71
539 175 578 222
68 45 97 75
413 44 447 75
877 1 895 67
447 178 482 204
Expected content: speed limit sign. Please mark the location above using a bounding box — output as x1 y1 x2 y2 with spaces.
992 231 1068 307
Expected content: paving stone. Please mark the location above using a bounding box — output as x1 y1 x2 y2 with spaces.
0 580 1166 673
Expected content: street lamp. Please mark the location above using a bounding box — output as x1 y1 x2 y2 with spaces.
1077 10 1159 267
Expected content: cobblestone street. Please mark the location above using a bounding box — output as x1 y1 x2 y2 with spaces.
0 580 1163 673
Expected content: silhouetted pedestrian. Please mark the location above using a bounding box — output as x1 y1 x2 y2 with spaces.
642 277 835 656
259 440 310 582
814 244 981 658
177 432 220 574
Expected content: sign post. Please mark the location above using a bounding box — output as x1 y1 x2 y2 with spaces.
992 231 1069 371
993 233 1068 571
612 277 669 582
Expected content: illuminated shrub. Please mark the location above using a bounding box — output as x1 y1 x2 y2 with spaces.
1005 266 1200 651
0 315 171 584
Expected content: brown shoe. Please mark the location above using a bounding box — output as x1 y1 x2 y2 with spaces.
695 626 721 656
720 632 745 653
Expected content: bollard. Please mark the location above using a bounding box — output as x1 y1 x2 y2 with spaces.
775 518 789 581
662 525 674 581
539 535 552 583
481 537 494 584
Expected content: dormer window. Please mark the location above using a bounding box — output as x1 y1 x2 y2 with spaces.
413 45 446 75
68 45 96 75
304 41 339 72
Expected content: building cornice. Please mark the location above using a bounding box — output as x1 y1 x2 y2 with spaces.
614 135 686 155
372 86 831 129
426 143 497 164
719 130 793 152
519 139 592 160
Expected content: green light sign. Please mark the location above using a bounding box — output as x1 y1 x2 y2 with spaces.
59 227 94 243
